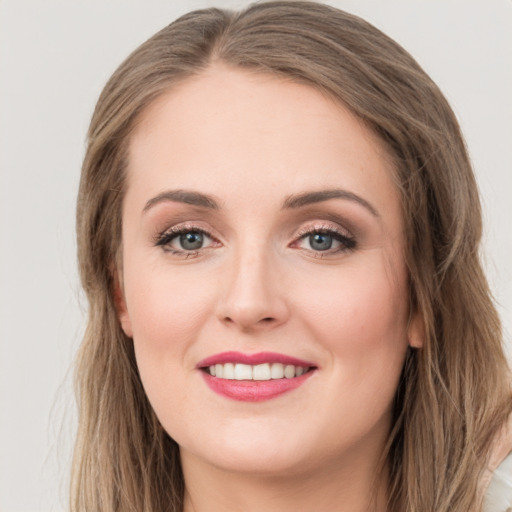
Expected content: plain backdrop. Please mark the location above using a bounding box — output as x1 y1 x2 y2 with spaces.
0 1 511 510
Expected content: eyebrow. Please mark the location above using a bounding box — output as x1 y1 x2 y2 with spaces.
143 189 220 212
143 187 379 217
282 189 379 217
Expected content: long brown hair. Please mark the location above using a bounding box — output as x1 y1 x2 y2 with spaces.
73 2 511 510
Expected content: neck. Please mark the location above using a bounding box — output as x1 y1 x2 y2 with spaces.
181 446 389 512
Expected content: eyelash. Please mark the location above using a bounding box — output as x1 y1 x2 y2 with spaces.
293 224 356 257
154 224 218 258
154 223 356 258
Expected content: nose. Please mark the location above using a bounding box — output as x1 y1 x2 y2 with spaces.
216 248 290 332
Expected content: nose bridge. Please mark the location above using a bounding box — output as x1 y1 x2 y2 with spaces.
217 238 288 330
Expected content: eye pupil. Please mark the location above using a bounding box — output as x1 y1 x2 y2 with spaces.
309 233 333 251
180 231 203 250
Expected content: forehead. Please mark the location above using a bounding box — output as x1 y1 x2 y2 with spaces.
126 65 400 222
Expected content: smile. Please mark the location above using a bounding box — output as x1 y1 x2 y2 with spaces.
197 351 317 402
206 362 311 380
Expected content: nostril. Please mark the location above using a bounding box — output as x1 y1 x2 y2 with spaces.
222 315 276 327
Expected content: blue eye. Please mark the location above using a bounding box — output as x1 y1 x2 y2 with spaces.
156 228 214 253
179 231 205 250
308 233 334 251
295 228 356 254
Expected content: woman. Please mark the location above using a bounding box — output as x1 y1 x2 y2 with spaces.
73 2 512 511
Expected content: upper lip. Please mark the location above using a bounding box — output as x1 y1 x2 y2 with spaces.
196 351 316 368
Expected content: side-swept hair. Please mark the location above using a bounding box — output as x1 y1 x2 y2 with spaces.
74 2 511 510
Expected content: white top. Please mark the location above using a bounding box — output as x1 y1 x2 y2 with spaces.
484 452 512 512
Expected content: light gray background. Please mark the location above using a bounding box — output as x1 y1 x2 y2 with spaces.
0 1 510 511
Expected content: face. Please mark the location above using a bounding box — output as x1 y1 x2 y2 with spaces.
118 65 420 479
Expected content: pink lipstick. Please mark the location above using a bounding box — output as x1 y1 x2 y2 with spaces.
196 351 317 402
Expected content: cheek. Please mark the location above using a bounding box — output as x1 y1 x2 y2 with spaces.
297 259 409 378
124 264 212 348
122 263 218 406
292 261 409 444
122 265 219 430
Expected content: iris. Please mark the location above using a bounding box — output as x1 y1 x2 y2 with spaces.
180 231 204 250
309 233 333 251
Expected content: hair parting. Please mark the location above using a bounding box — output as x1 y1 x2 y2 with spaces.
73 2 511 511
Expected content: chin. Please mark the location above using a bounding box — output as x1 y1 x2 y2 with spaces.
178 422 323 478
200 448 312 477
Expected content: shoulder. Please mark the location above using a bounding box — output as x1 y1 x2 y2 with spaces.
482 413 512 512
483 451 512 512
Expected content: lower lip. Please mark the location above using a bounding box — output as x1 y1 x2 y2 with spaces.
200 370 315 402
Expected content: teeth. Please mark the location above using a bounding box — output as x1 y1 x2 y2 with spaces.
271 363 284 379
253 363 270 381
234 363 252 380
206 362 310 380
223 363 235 379
284 365 295 379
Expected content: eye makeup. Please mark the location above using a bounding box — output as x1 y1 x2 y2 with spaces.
153 222 221 258
152 218 357 260
291 222 356 257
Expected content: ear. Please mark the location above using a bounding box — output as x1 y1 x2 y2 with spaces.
112 266 133 338
407 311 424 349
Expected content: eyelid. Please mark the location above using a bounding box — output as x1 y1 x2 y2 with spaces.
290 221 356 255
153 219 356 257
154 220 219 240
293 220 353 240
153 222 222 255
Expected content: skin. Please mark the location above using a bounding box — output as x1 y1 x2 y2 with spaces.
117 65 422 512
